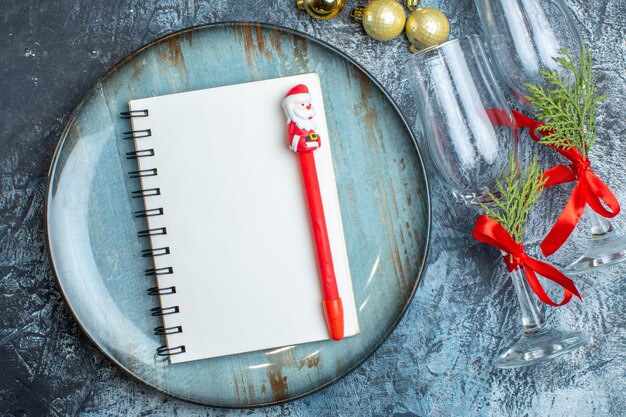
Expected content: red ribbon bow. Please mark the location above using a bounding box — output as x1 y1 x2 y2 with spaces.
485 109 621 256
473 215 581 307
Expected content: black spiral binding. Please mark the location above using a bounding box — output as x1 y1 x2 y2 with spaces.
156 344 186 356
142 247 170 257
121 109 149 119
145 266 174 276
147 286 176 295
137 227 167 237
129 168 158 179
123 109 185 358
134 208 163 218
131 188 161 198
123 129 152 140
126 149 155 159
154 325 183 335
150 306 179 316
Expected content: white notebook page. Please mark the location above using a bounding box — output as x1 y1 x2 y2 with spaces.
128 73 359 363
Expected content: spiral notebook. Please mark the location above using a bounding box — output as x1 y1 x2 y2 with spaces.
125 73 359 364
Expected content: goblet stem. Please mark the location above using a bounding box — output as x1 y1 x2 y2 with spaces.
509 265 545 333
588 209 612 236
494 264 589 369
563 208 626 275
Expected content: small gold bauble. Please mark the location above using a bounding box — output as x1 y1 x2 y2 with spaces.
405 0 420 12
405 7 450 52
350 0 406 42
296 0 345 20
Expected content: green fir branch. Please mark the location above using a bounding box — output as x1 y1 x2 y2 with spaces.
525 46 606 158
477 154 547 244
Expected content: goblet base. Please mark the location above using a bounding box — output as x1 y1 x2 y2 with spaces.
494 327 589 369
563 228 626 275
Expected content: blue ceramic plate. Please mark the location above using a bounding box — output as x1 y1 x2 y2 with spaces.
46 22 430 407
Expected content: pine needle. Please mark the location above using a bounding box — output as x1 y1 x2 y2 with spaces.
525 46 606 158
477 154 547 244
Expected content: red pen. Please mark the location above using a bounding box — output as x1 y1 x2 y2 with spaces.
282 84 344 341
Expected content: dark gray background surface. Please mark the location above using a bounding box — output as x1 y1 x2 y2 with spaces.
1 1 624 416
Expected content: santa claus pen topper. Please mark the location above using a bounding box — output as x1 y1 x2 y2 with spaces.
282 84 344 341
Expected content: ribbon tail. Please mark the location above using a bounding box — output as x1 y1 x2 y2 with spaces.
540 183 587 256
524 257 580 306
523 267 574 307
584 171 621 219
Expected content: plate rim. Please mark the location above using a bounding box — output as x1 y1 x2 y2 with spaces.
44 20 432 408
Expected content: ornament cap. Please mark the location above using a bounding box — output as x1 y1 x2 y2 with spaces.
296 0 305 10
350 7 364 21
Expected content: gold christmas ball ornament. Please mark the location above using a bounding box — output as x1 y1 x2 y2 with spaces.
406 7 450 52
296 0 345 20
405 0 420 12
350 0 407 42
